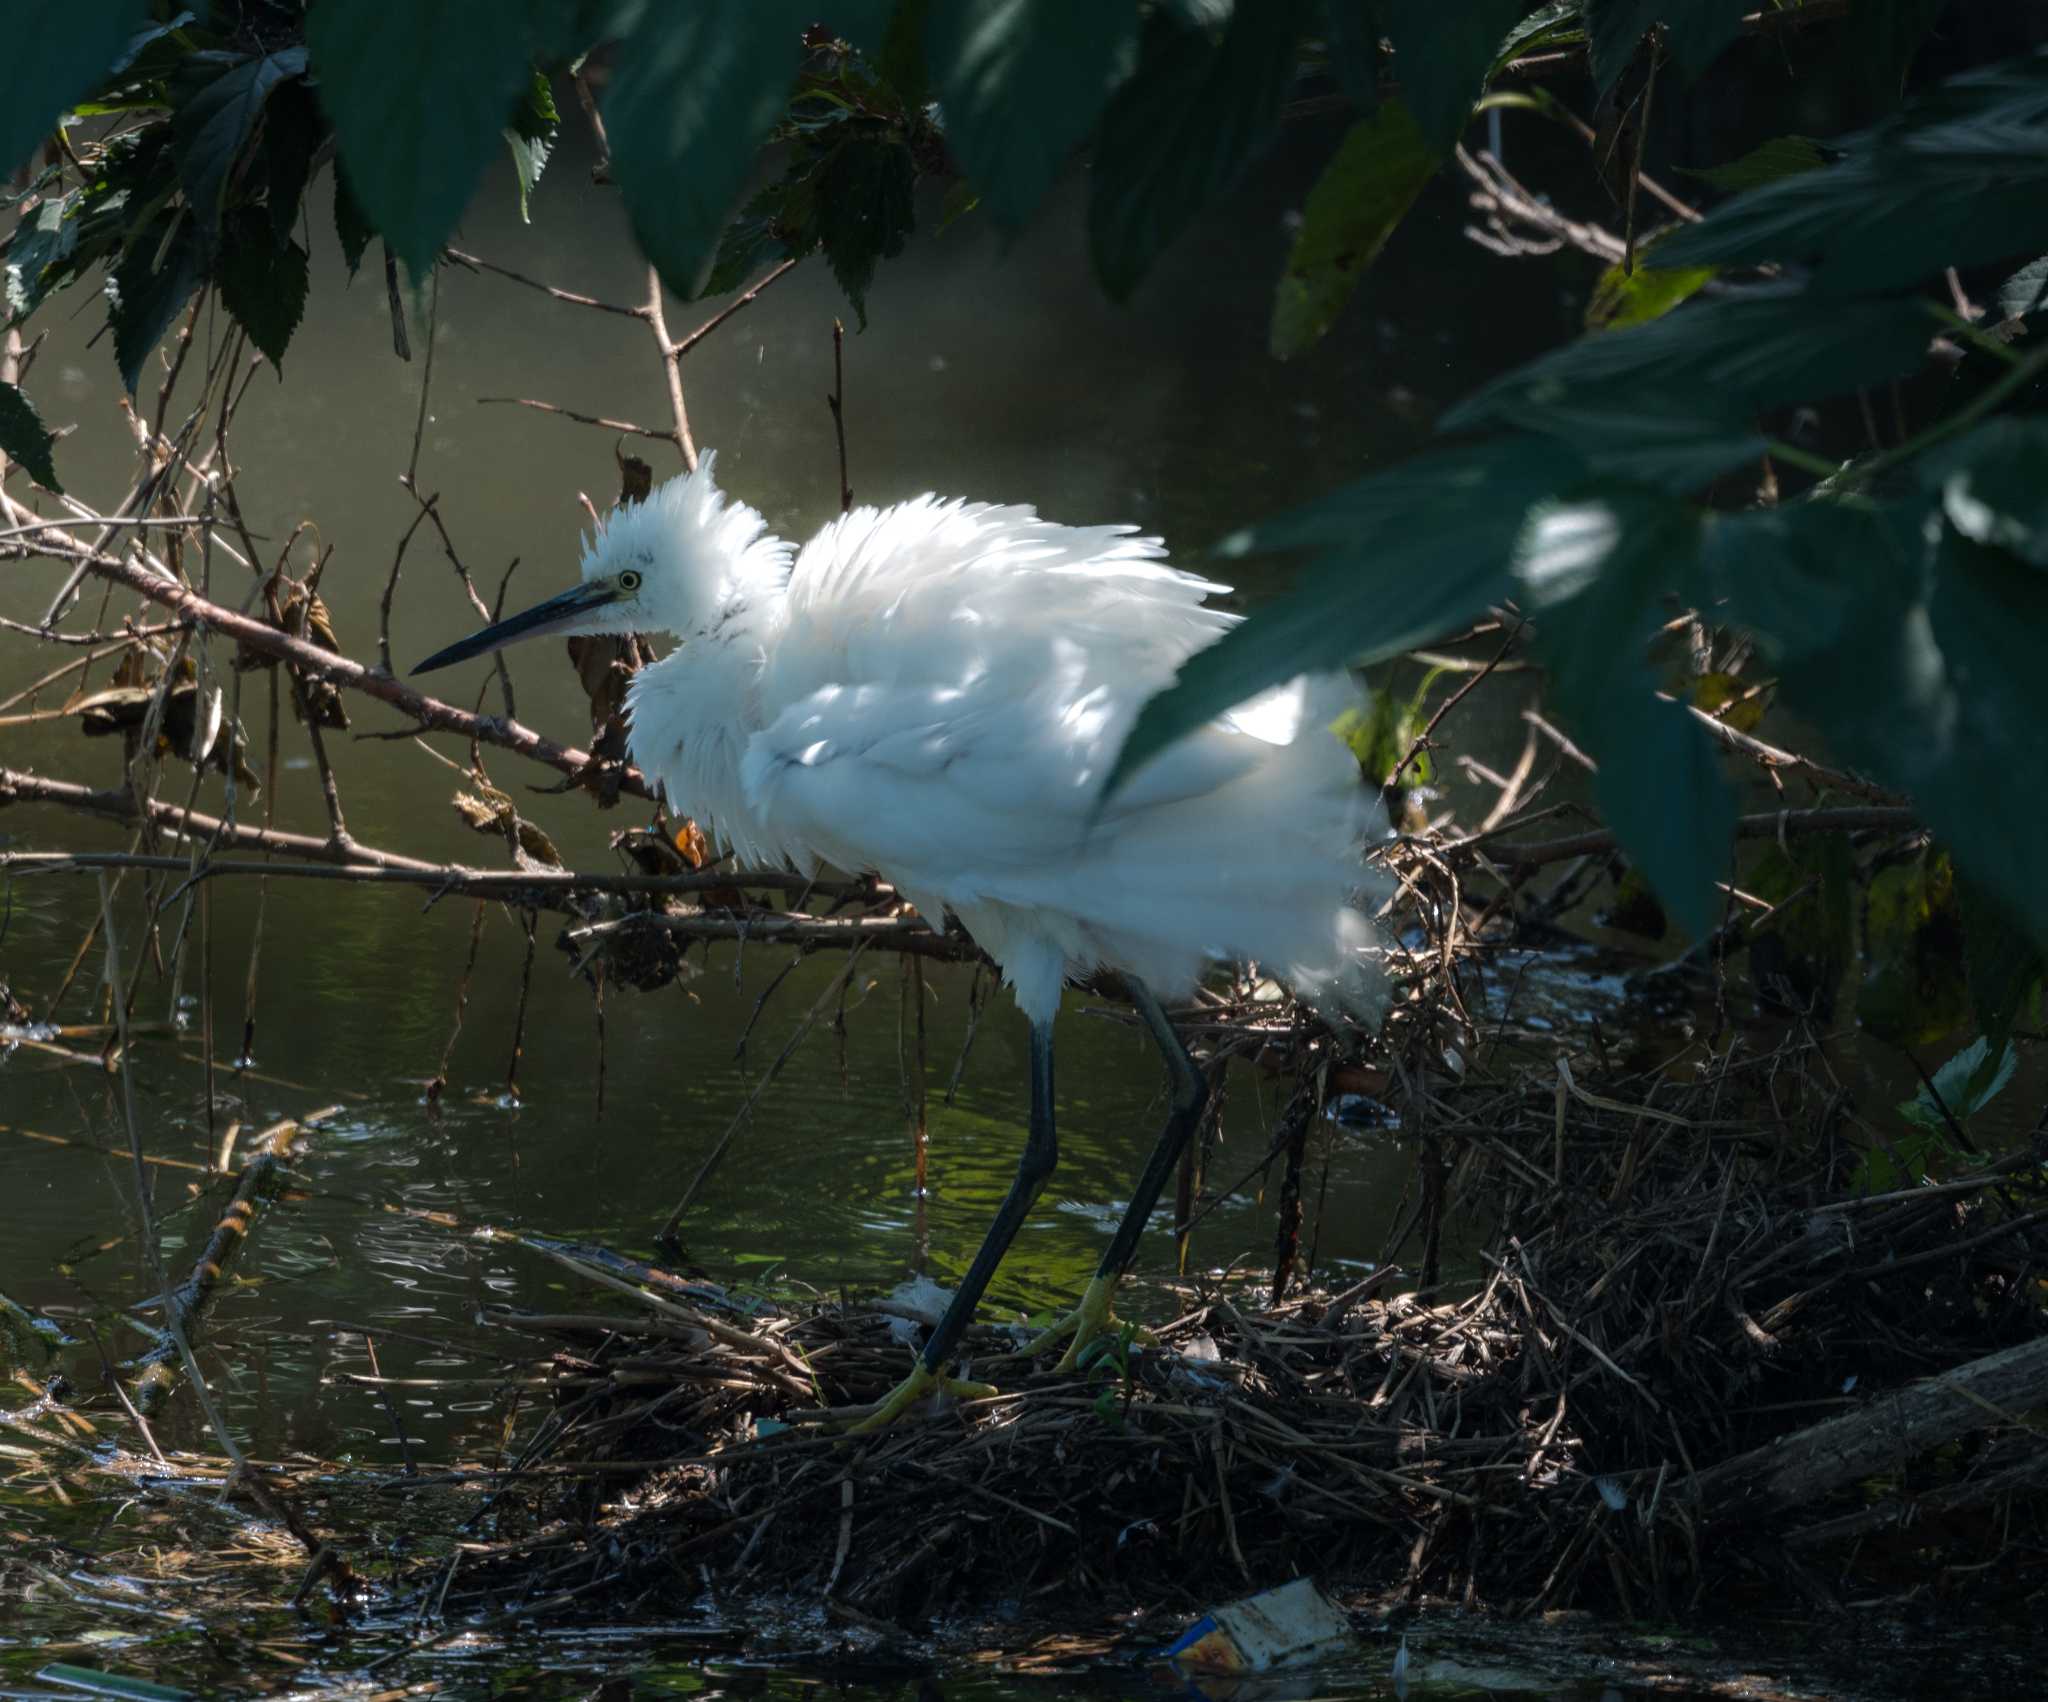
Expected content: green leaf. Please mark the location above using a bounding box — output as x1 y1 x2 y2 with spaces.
1921 416 2048 567
306 1 557 273
171 48 306 246
504 129 552 223
1490 2 1585 79
1516 488 1734 939
1585 0 1746 98
702 182 801 297
216 207 308 369
504 69 558 223
1908 529 2048 952
1959 877 2043 1050
1088 0 1305 301
1584 260 1714 330
334 166 374 277
0 0 151 179
264 75 321 246
1108 437 1584 798
509 66 559 144
1899 1034 2017 1134
1678 134 1832 194
4 194 78 322
815 134 916 326
109 212 203 395
1271 100 1438 358
1377 0 1533 153
1654 53 2048 294
604 1 809 297
926 0 1141 232
0 379 62 491
1441 290 1930 484
1336 670 1443 786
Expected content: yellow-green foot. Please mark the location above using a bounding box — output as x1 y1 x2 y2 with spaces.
1020 1273 1156 1374
843 1359 999 1433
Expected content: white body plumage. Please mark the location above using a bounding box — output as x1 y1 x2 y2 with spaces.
548 455 1385 1025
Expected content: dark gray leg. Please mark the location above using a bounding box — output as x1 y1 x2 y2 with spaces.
1095 975 1209 1280
914 1019 1057 1375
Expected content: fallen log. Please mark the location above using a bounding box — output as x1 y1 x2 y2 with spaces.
1691 1331 2048 1525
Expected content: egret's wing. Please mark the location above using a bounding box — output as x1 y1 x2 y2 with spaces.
737 670 1288 888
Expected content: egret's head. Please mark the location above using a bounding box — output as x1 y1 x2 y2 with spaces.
412 452 789 676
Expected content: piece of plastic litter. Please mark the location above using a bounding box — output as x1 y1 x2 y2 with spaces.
1162 1577 1356 1673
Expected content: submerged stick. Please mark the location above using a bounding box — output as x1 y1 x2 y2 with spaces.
129 1114 327 1412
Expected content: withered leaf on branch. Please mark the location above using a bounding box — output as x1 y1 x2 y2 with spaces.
236 577 350 731
453 783 565 871
71 654 261 793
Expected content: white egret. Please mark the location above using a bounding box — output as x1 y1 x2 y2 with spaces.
416 455 1386 1429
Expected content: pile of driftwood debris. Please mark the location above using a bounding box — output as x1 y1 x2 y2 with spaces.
361 1030 2048 1637
2 1027 2043 1670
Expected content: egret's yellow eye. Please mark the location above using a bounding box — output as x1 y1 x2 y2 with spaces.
619 569 643 592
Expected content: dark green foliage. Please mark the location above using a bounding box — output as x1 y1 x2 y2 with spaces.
815 135 916 325
1922 416 2048 565
1655 54 2048 293
264 75 321 245
1109 438 1585 796
1828 0 1950 111
172 47 306 247
3 196 77 323
217 207 309 369
304 0 558 273
0 0 149 177
334 167 374 277
1113 32 2048 945
1089 0 1306 300
110 211 203 395
1377 0 1536 152
1440 290 1931 487
1517 488 1734 940
925 0 1140 233
1703 502 2048 951
695 39 925 317
0 380 63 491
1320 0 1384 111
604 2 811 298
1585 0 1745 97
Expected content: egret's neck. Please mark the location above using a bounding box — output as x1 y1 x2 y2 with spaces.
625 592 794 869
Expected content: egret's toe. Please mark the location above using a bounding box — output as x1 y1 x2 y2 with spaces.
843 1359 998 1433
1021 1273 1155 1373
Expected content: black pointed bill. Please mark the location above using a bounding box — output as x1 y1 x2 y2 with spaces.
412 580 620 675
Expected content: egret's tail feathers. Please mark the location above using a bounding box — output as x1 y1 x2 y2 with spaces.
1074 670 1394 1027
